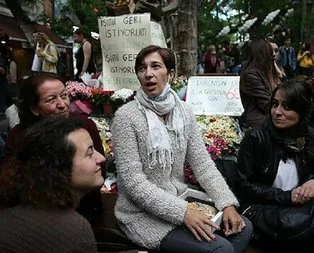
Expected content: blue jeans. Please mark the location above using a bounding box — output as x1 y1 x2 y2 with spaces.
160 216 253 253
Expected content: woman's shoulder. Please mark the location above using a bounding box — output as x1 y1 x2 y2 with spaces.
180 101 196 118
115 100 139 118
6 123 26 142
241 66 262 77
243 127 270 143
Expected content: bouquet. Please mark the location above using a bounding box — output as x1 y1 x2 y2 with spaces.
91 88 114 106
110 88 135 102
170 76 188 92
184 115 243 186
65 81 93 115
196 115 243 160
65 81 93 102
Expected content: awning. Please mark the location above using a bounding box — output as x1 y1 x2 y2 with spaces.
0 14 71 48
0 14 27 41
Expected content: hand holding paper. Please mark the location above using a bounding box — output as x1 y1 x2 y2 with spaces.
222 206 245 236
184 205 220 242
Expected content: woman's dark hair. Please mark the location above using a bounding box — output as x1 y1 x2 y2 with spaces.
300 42 311 53
135 45 175 74
241 38 279 91
17 72 64 127
73 29 86 38
269 77 313 135
0 117 84 208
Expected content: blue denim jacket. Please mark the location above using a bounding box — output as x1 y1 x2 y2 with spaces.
277 46 296 70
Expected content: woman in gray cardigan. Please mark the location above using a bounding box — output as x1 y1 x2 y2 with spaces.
111 45 252 253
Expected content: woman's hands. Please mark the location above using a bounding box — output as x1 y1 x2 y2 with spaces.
36 47 45 57
184 205 220 242
222 206 246 236
292 180 314 205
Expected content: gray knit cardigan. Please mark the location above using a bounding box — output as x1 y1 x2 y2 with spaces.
111 100 239 249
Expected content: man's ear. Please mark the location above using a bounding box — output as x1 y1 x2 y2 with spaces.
30 106 40 116
168 69 175 82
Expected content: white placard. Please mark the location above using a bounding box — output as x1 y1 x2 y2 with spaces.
186 76 244 116
98 13 167 90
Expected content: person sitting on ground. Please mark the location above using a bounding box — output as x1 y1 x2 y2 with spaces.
235 77 314 253
0 117 105 253
111 45 252 253
2 72 105 224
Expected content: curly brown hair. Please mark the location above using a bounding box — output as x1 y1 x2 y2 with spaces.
0 117 84 209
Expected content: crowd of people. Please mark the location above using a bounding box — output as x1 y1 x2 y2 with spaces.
199 36 314 79
0 26 314 253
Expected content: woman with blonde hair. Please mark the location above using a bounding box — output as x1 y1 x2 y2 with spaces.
34 32 58 73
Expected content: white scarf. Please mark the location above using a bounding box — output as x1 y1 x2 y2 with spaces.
135 84 188 169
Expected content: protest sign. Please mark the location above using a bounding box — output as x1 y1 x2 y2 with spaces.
98 13 167 90
185 76 244 116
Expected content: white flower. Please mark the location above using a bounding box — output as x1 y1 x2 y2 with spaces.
217 26 230 37
238 18 257 33
196 115 243 148
262 9 280 25
91 32 100 40
111 88 134 101
285 8 294 17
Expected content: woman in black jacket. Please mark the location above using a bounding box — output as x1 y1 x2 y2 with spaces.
235 77 314 252
240 38 281 129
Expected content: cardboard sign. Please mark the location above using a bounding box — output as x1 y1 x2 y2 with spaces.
186 76 244 116
98 13 167 90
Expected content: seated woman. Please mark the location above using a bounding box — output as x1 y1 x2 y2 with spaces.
2 72 105 224
111 45 252 253
235 77 314 252
0 117 105 252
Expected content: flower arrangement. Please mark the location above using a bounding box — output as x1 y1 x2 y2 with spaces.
110 88 134 102
170 76 188 92
196 115 242 160
65 81 93 102
91 88 114 108
89 116 112 156
184 115 243 186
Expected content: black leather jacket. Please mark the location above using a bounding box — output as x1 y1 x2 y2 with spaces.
235 127 314 208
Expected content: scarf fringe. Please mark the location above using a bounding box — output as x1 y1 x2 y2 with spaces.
136 86 188 170
148 149 174 170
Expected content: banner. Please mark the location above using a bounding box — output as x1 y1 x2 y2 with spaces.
185 76 244 116
98 13 167 90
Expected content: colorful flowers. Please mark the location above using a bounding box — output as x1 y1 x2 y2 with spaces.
196 115 242 160
170 76 188 92
110 88 134 102
184 116 243 186
65 81 93 102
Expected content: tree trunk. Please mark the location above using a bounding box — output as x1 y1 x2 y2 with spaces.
171 0 199 77
5 0 36 47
